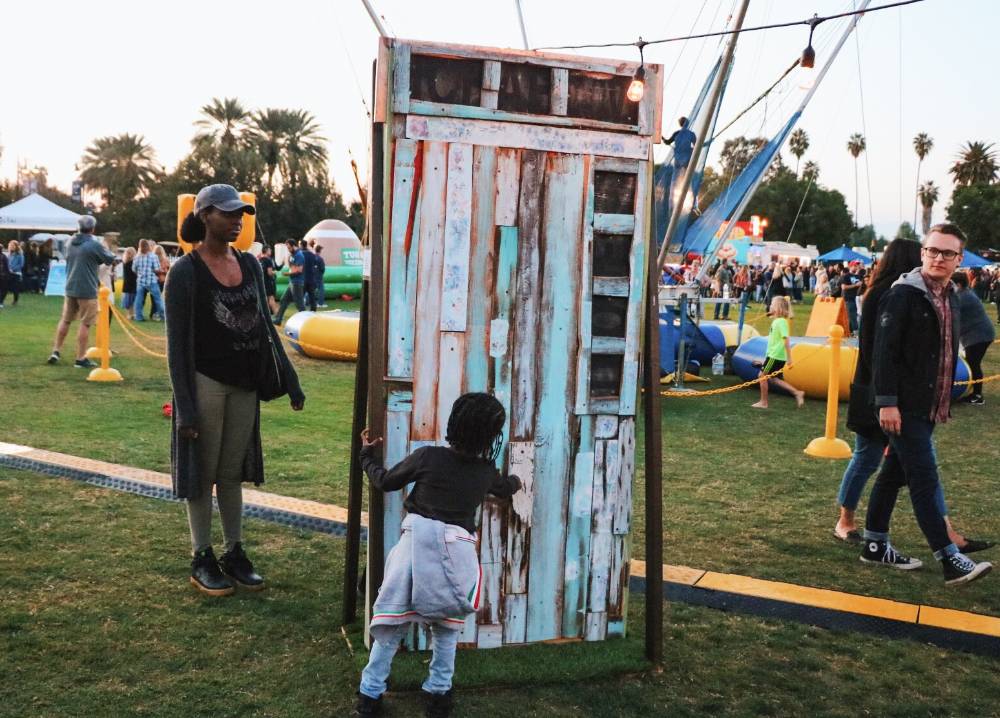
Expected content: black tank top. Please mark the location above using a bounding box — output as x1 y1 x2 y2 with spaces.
191 250 261 390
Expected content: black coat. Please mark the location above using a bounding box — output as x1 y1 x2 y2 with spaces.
872 274 960 420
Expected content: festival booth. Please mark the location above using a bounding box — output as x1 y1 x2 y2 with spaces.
361 38 663 649
0 193 83 232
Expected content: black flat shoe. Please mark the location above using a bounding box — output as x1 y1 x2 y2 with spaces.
833 529 863 545
957 538 995 554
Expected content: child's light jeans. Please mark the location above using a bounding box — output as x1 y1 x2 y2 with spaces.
359 622 460 699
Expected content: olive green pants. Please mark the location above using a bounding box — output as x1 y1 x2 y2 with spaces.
185 372 257 554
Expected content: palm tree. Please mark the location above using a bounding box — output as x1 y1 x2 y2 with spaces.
911 133 933 228
79 133 161 204
846 133 866 227
280 110 328 189
789 128 809 177
950 141 999 186
801 160 820 183
194 97 249 150
247 108 295 192
918 181 939 235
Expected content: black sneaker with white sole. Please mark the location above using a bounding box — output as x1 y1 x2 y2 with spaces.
942 553 992 587
47 351 60 365
860 539 923 570
74 358 98 369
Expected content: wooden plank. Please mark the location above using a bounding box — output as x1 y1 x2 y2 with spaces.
382 398 411 558
551 68 568 116
407 99 641 134
477 624 503 649
406 115 650 161
478 500 503 644
464 146 497 393
608 535 629 620
504 441 534 599
526 153 586 642
642 62 665 142
592 337 627 354
584 611 608 641
502 593 528 644
561 416 595 638
613 418 635 535
492 226 519 465
589 398 620 415
574 156 595 416
594 157 640 174
481 89 499 110
619 160 651 416
459 611 478 645
483 60 502 91
587 438 618 617
440 143 473 331
494 148 521 226
595 415 618 439
411 142 447 441
593 213 635 234
592 277 630 297
437 332 465 439
510 151 544 440
373 39 391 122
391 43 411 115
386 139 419 379
607 619 625 638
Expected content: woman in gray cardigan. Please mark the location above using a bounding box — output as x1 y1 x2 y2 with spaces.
166 184 305 597
953 272 996 405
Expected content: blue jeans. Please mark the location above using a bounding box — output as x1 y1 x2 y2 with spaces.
864 415 958 558
846 298 859 334
121 292 135 311
359 623 459 699
134 283 164 320
837 432 947 514
274 283 305 323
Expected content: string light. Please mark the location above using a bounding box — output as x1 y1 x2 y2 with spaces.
800 14 820 68
627 38 647 102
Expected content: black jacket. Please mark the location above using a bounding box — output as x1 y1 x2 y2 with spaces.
872 270 960 419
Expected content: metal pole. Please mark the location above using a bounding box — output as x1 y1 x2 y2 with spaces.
673 294 688 391
359 0 390 37
655 0 751 271
736 288 749 345
514 0 531 50
642 191 664 666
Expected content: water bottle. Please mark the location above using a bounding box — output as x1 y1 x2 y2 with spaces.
712 353 725 376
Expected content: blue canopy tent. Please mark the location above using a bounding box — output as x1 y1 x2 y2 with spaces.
816 245 872 264
960 250 991 268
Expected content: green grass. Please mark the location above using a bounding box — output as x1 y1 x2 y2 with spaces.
4 469 1000 717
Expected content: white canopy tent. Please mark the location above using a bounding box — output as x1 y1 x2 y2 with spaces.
0 193 84 232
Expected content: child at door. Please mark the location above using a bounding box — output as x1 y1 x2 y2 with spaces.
355 392 522 718
752 296 806 409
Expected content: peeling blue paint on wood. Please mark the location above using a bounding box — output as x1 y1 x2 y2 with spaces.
562 415 595 637
464 146 497 392
387 139 419 379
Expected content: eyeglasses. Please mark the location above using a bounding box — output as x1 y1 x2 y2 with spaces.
922 247 961 261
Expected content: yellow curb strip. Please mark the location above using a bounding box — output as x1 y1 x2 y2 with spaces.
918 605 1000 638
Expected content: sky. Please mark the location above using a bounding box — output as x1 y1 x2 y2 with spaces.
2 0 996 241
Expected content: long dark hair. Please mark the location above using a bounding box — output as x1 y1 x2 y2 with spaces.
864 240 921 299
180 211 207 244
445 392 506 462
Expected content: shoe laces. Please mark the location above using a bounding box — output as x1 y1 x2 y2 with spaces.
948 552 975 572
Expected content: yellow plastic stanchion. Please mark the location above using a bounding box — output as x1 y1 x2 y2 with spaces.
87 287 124 383
804 324 851 459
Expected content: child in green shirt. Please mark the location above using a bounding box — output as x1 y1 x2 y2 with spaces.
752 296 805 409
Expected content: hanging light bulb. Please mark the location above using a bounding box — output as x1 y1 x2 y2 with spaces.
798 15 820 90
627 38 647 103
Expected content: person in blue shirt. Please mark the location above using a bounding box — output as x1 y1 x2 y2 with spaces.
313 245 327 308
272 239 305 324
664 116 697 170
301 239 318 312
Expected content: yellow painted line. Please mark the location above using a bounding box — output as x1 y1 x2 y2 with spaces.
630 560 705 586
695 571 920 623
918 606 1000 638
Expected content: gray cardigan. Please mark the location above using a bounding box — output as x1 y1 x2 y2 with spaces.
957 288 996 348
165 251 304 499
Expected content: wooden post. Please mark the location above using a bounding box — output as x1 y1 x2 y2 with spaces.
642 203 664 665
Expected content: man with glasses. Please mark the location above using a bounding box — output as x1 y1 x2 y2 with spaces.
861 224 993 586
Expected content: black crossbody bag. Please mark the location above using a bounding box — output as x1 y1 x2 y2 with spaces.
238 251 287 402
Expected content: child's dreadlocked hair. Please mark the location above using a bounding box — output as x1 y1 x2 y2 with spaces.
445 392 506 462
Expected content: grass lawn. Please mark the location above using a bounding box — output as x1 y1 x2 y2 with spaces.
4 468 1000 717
2 292 1000 714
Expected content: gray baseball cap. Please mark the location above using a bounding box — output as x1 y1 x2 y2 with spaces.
193 184 256 215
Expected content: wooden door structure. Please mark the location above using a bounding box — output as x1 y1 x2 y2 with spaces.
365 38 663 648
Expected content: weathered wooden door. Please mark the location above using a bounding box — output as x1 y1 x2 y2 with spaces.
370 39 662 648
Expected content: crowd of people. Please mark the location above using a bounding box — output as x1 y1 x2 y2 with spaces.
0 237 57 307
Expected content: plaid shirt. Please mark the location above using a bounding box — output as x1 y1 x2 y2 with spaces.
134 252 160 287
924 272 954 424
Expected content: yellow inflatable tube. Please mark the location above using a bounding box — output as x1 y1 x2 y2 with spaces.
283 311 359 361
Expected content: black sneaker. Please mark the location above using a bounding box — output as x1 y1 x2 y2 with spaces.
353 693 383 716
190 547 235 597
968 395 985 406
942 553 992 587
47 351 60 365
425 690 453 718
219 543 265 590
860 539 923 570
74 358 98 369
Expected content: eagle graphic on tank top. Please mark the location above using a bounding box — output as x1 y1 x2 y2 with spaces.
210 283 261 352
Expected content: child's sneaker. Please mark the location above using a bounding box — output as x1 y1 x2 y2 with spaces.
860 539 923 570
47 350 60 364
942 553 992 587
353 693 383 716
425 690 453 718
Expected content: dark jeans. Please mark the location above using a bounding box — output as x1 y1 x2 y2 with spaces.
964 341 990 398
275 283 305 323
304 283 318 312
864 415 956 558
846 297 859 334
713 300 730 320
